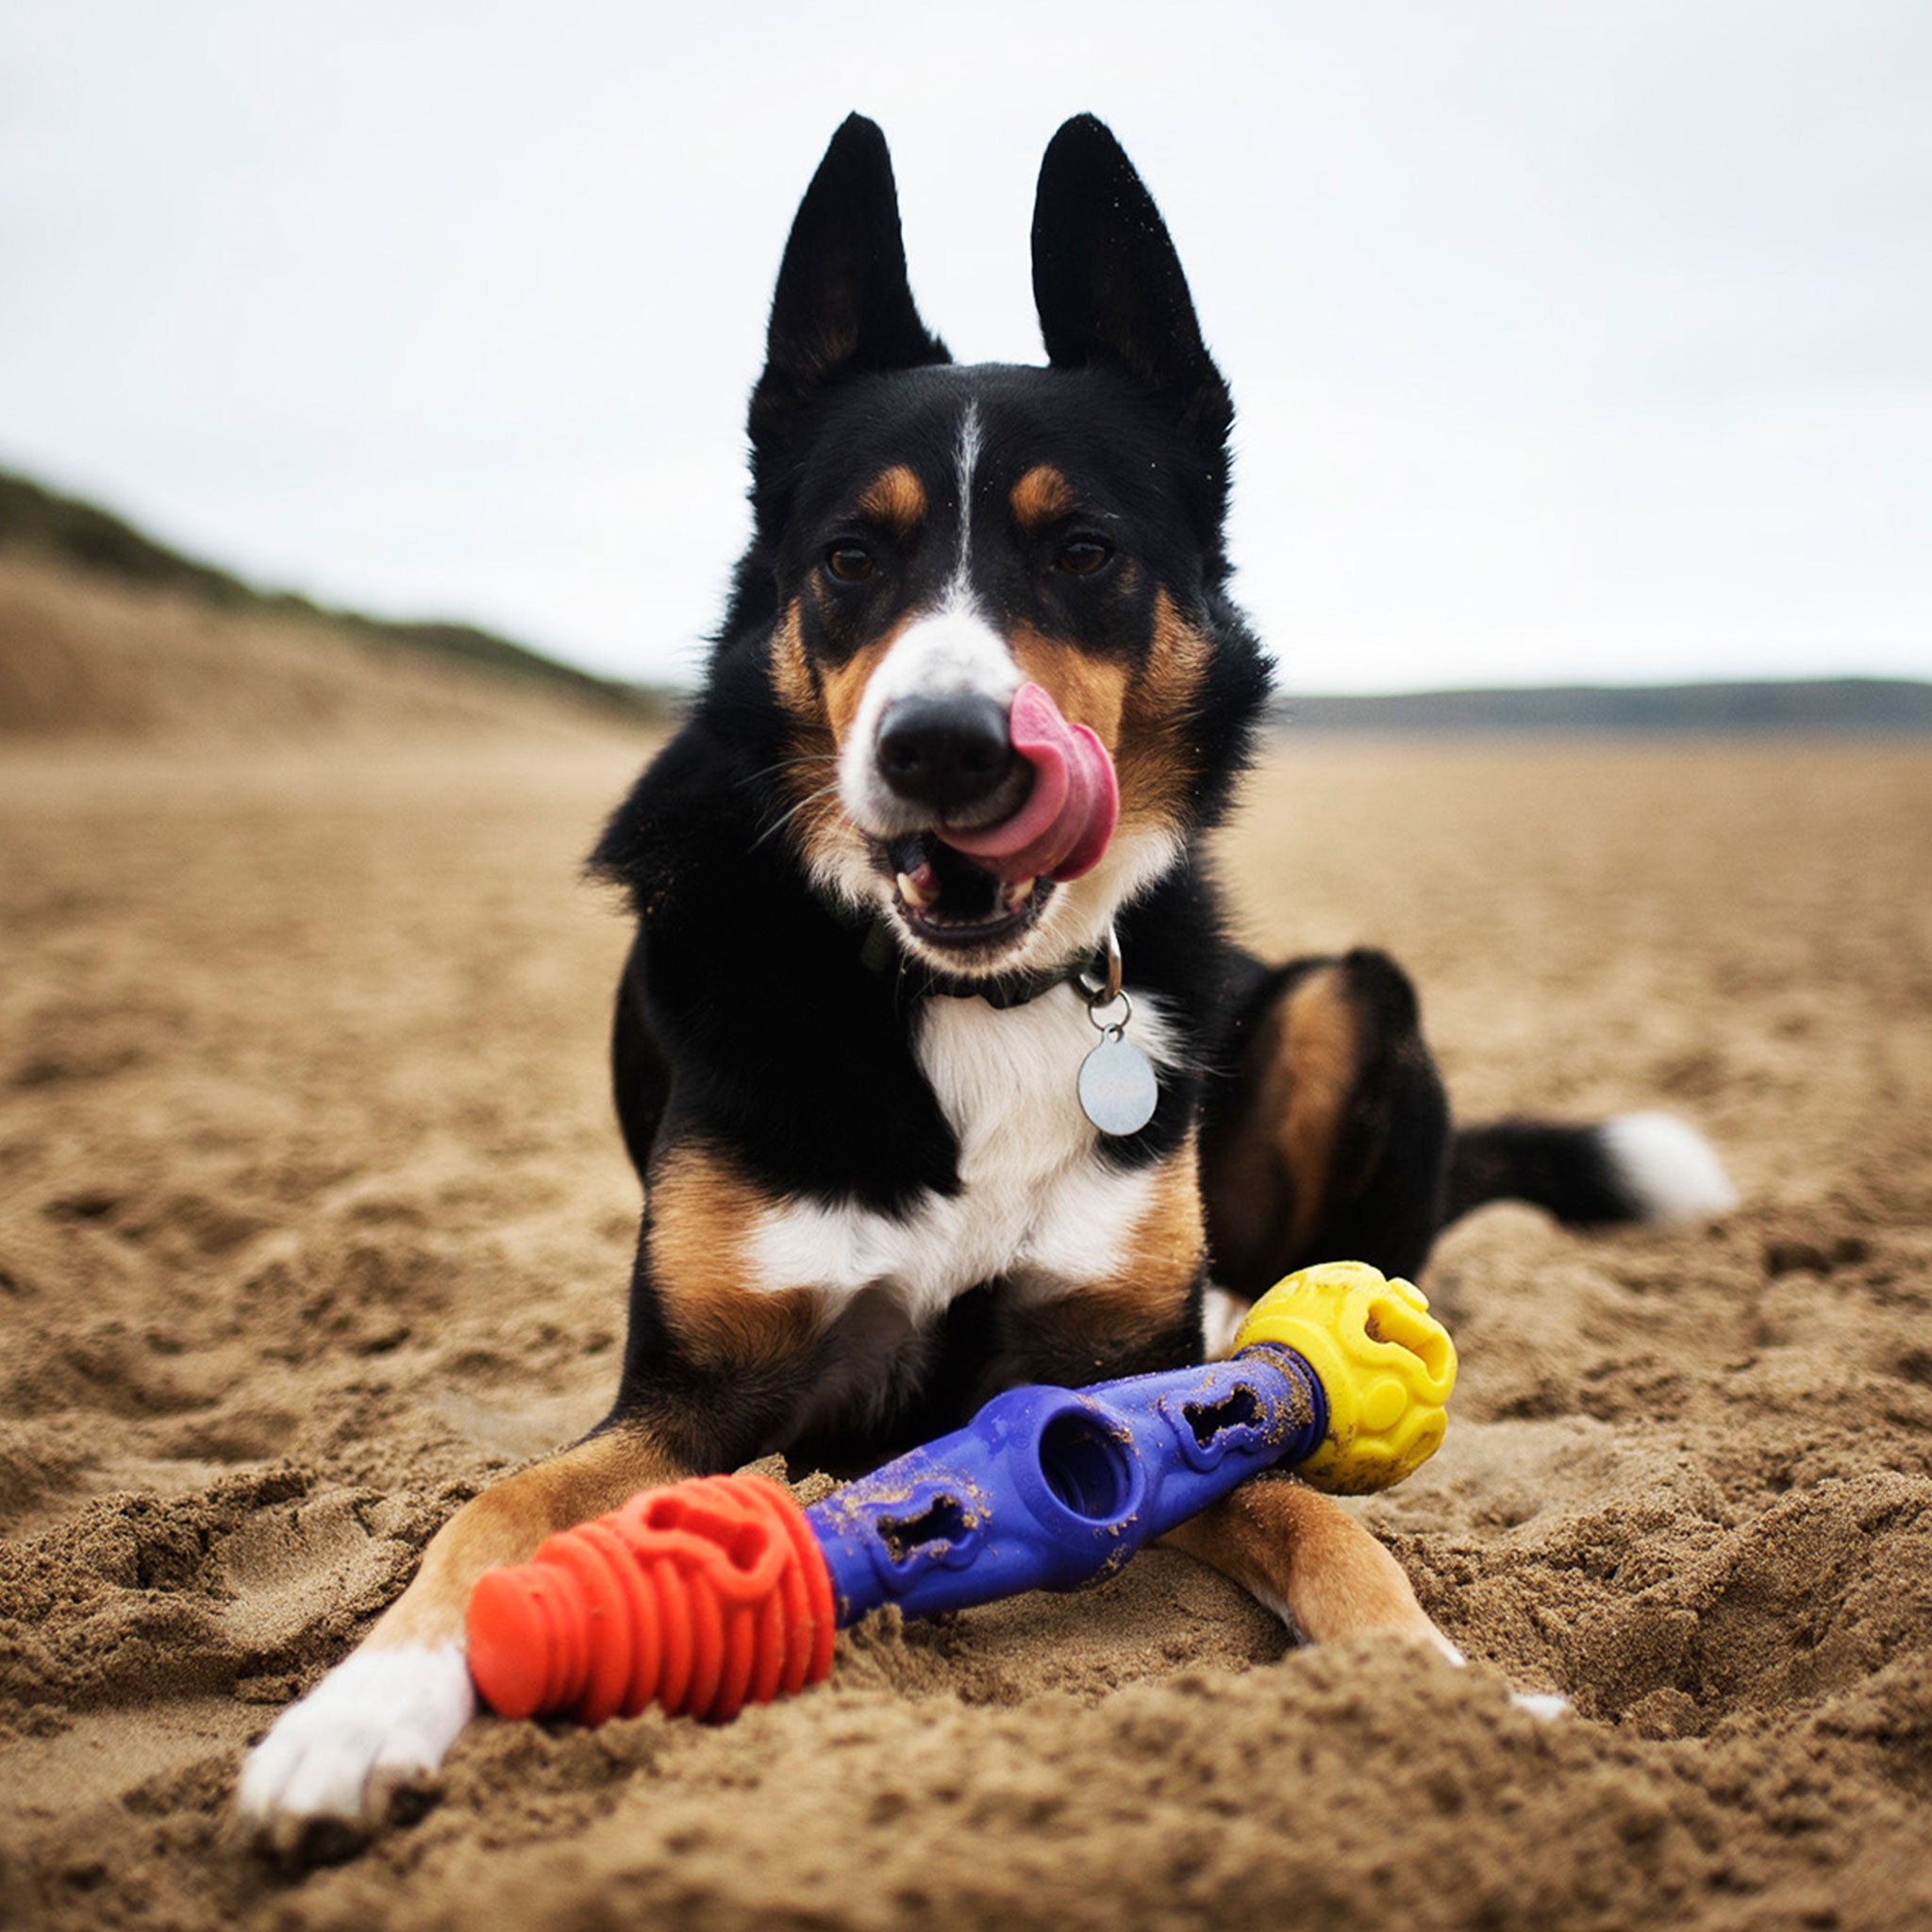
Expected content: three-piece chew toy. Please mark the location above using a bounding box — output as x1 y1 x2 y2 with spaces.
464 1261 1456 1727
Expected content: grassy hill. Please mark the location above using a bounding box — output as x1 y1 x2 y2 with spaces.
0 467 670 723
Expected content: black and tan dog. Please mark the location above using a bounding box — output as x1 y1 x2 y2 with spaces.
241 114 1733 1847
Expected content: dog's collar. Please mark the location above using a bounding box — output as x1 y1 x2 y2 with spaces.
858 919 1155 1136
858 919 1116 1011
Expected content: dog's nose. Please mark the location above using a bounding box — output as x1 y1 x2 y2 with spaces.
874 694 1018 813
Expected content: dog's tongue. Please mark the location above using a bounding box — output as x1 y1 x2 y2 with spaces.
938 683 1119 883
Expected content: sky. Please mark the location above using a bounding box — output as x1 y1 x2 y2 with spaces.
2 2 1927 695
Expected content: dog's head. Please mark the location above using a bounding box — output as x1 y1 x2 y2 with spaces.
747 114 1268 979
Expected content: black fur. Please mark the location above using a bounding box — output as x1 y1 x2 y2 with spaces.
747 114 950 515
1032 113 1235 561
585 114 1663 1477
1447 1121 1644 1225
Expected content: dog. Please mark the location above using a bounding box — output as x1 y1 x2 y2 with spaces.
240 112 1734 1851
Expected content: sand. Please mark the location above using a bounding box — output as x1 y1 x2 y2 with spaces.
3 608 1930 1927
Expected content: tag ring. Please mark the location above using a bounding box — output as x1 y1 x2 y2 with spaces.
1076 924 1124 1007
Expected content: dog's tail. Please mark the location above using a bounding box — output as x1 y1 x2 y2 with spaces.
1447 1112 1737 1229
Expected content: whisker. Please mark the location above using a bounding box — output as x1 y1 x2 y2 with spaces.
752 779 845 853
736 750 836 791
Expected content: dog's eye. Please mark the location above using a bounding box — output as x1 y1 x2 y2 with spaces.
824 544 876 584
1056 538 1113 577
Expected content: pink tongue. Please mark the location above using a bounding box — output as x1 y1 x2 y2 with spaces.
938 683 1119 883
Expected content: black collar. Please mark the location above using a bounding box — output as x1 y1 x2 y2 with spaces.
858 920 1102 1010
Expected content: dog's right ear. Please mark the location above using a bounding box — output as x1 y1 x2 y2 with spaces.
749 115 949 454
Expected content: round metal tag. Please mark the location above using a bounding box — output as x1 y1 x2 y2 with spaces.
1077 1031 1158 1138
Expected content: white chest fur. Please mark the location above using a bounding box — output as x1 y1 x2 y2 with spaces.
745 985 1174 1319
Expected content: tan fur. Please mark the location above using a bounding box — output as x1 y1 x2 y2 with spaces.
1092 1134 1206 1303
820 625 907 745
1113 590 1211 837
646 1144 824 1375
1200 1031 1284 1285
1202 965 1361 1293
858 464 927 536
769 598 822 730
366 1425 686 1649
1009 464 1075 529
766 598 883 896
1161 1478 1446 1648
1275 970 1360 1248
1010 625 1129 752
768 598 913 752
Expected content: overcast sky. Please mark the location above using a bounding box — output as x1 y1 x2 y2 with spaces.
2 2 1927 693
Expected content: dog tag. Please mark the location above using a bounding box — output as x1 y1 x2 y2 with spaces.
1078 1028 1158 1138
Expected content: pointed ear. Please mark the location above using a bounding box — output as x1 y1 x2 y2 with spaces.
749 114 949 451
1031 115 1231 460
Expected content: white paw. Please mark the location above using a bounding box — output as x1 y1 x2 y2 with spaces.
1199 1286 1250 1361
238 1641 475 1849
1510 1690 1571 1721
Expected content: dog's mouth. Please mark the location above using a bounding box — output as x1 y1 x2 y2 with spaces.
854 683 1118 967
884 832 1051 954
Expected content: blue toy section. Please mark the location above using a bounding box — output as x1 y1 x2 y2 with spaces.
805 1345 1325 1624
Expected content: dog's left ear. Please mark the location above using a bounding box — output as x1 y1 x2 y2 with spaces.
1032 116 1232 472
750 114 950 457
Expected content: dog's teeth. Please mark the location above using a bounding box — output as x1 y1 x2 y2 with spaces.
1003 877 1036 909
897 870 935 909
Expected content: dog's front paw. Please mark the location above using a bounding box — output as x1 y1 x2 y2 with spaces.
237 1641 475 1857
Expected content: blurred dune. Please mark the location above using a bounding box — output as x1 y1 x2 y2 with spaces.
0 467 667 745
0 552 656 746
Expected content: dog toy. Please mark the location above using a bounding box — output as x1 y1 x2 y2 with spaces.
464 1260 1454 1727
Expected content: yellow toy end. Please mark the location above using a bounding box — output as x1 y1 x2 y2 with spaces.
1233 1260 1457 1494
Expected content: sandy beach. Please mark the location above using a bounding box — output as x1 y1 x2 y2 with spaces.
4 645 1929 1926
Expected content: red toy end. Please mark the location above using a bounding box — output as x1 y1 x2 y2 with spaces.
466 1473 836 1727
468 1562 577 1721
